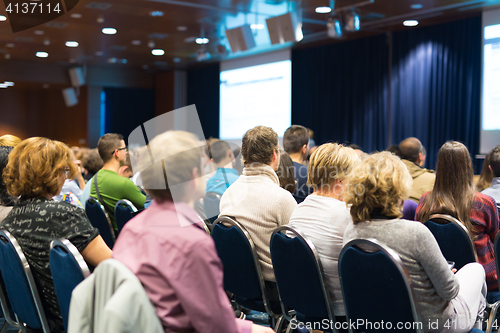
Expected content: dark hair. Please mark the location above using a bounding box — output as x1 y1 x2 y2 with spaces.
399 137 423 163
476 150 494 191
283 125 309 154
208 140 231 164
385 144 401 158
276 150 296 194
347 143 362 151
241 126 278 166
232 147 243 175
0 146 15 206
97 133 124 163
418 141 477 237
82 148 104 174
488 145 500 178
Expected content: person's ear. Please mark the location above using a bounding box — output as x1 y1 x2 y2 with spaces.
227 149 233 159
302 144 307 154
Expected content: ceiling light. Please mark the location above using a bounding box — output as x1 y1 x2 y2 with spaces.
97 17 105 24
65 41 79 47
70 13 82 18
177 26 187 31
36 51 49 58
34 30 44 35
315 6 332 14
151 49 165 56
4 81 14 86
6 43 14 47
327 16 342 38
107 58 118 63
196 37 209 45
410 4 423 9
131 40 141 45
121 59 127 64
102 28 117 35
403 20 419 27
250 24 265 30
43 39 50 45
345 11 360 31
149 11 163 17
0 16 6 21
4 54 10 59
0 84 8 89
148 40 155 48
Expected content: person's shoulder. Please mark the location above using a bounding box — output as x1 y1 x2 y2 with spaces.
475 192 497 209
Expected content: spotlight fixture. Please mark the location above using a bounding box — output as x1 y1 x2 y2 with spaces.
36 51 49 58
196 37 209 45
403 20 419 27
0 15 6 21
327 16 342 38
151 49 165 56
345 10 360 31
196 48 211 62
65 41 79 47
102 28 116 35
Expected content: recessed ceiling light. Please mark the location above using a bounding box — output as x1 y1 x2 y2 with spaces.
177 26 188 31
410 4 423 9
36 51 49 58
403 20 419 27
95 51 103 56
97 17 105 24
0 16 6 21
173 58 181 63
34 30 44 35
4 54 10 59
107 58 118 63
4 81 14 86
131 40 141 45
42 84 50 89
6 43 14 48
70 13 82 18
43 39 50 45
121 59 127 64
102 28 117 35
152 49 165 56
65 41 79 47
0 84 8 89
195 37 209 44
315 6 332 14
149 11 163 17
250 24 265 30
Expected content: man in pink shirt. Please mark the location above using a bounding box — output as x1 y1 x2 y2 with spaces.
112 130 273 333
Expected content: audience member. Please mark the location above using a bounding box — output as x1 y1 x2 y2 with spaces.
206 140 239 195
0 146 15 222
347 143 368 160
482 145 500 204
53 149 85 206
220 126 296 306
232 147 244 175
416 141 499 293
344 151 486 333
0 134 21 147
288 143 360 317
90 133 146 232
118 154 134 179
276 150 296 194
82 148 103 182
283 125 313 203
385 144 401 157
112 130 273 333
476 149 494 192
399 137 435 202
420 145 428 168
1 137 112 333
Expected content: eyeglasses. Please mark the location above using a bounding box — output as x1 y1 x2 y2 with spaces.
65 167 71 178
111 147 128 155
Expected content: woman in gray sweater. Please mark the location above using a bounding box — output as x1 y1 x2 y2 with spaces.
343 152 486 333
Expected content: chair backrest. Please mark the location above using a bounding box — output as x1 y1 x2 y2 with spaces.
424 214 477 270
85 197 115 249
114 199 138 233
270 226 334 322
203 192 221 225
0 230 51 333
0 273 19 329
50 239 91 331
211 216 277 317
339 238 423 333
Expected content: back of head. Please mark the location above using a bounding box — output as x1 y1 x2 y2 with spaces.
0 146 15 206
276 150 296 194
82 149 104 174
241 126 278 166
97 133 124 163
283 125 309 154
3 137 78 199
307 143 361 192
207 140 231 164
399 137 422 163
385 144 401 158
0 135 22 148
488 145 500 178
344 152 412 223
139 131 201 203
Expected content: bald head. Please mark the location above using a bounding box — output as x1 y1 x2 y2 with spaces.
399 137 423 163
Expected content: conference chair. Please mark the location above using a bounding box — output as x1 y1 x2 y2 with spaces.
485 231 500 333
114 199 138 233
49 239 91 331
212 216 283 330
202 192 221 226
270 225 338 333
423 214 477 270
0 274 19 332
85 197 115 249
339 238 423 333
0 230 51 333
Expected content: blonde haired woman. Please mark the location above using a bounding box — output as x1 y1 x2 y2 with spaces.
288 143 360 318
343 152 486 333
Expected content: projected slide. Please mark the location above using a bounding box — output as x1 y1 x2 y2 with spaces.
220 60 291 140
482 25 500 131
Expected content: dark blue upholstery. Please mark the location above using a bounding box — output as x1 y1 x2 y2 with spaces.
203 192 221 225
424 218 476 270
85 197 115 249
0 231 48 331
339 239 422 333
114 199 137 233
50 239 90 331
485 232 500 333
0 273 18 328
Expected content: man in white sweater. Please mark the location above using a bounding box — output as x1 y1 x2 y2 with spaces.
219 126 297 310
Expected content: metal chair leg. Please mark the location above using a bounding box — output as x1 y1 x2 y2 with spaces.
486 301 500 333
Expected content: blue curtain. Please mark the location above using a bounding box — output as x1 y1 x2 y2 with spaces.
391 16 481 170
292 34 389 153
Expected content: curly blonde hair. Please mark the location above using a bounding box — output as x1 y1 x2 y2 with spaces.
3 137 77 198
344 151 412 223
0 134 22 148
